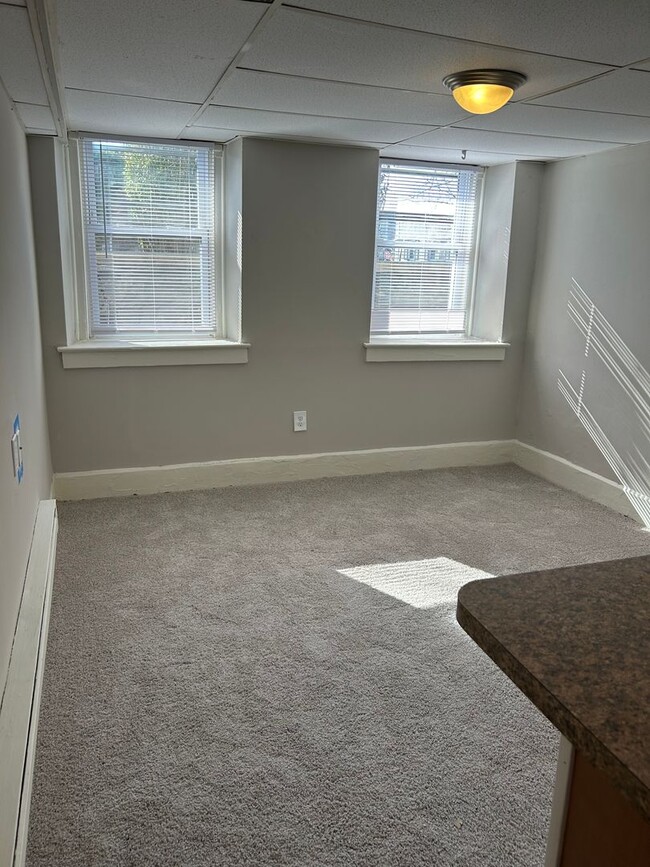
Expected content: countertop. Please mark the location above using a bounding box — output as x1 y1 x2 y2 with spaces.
456 555 650 819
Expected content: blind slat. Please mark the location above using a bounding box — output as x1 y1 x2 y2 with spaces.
371 162 483 337
80 138 217 337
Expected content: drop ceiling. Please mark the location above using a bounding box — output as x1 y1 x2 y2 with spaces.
1 0 648 164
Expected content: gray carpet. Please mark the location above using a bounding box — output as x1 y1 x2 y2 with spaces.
27 465 650 866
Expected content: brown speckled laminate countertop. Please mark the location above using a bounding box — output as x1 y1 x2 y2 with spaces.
456 555 650 820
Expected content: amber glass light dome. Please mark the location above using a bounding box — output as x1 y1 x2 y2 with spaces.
443 70 526 115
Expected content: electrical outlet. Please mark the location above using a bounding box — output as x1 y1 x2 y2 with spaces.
11 415 23 483
293 410 307 432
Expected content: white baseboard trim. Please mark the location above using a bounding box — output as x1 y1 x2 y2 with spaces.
513 441 638 521
53 440 515 500
0 500 58 867
52 440 641 526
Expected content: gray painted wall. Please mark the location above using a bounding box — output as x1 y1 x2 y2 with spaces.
0 93 52 693
517 142 650 482
32 137 540 474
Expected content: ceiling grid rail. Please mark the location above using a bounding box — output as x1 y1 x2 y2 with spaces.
178 0 286 139
25 0 67 139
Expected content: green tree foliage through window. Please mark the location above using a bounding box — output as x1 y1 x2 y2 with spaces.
121 148 199 229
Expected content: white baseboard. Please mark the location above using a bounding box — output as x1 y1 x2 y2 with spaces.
53 439 515 500
52 439 642 526
0 500 58 867
513 441 637 521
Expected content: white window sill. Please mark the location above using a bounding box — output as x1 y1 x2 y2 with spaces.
364 339 509 362
57 339 250 369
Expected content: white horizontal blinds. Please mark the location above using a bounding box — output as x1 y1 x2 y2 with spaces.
371 162 483 337
81 138 216 337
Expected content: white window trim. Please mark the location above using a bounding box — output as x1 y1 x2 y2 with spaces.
365 160 525 363
61 133 247 367
58 339 250 369
364 338 508 362
368 158 485 351
462 169 485 339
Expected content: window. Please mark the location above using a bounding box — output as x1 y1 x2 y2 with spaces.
77 137 219 340
370 161 484 339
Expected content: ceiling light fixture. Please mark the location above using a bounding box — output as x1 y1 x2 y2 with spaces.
443 69 527 114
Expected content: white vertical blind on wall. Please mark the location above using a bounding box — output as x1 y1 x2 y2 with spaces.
370 161 484 337
80 138 217 338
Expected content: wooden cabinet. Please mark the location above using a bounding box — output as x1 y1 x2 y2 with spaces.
558 750 650 867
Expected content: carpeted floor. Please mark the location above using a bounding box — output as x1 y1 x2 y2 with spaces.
27 465 650 866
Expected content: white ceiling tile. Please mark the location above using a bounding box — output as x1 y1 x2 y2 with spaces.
189 128 386 150
243 8 614 101
457 103 650 144
632 60 650 71
2 0 27 5
295 1 650 66
401 127 623 158
379 144 549 166
196 106 435 144
183 127 253 143
15 103 56 133
57 0 267 103
213 68 467 125
65 90 200 138
529 69 650 117
0 6 48 104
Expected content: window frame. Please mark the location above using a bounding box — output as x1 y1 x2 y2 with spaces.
368 158 485 343
68 133 225 344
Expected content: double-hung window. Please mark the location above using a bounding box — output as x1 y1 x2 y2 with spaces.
75 136 219 341
370 161 484 340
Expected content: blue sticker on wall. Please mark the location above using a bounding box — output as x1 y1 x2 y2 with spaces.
13 415 23 483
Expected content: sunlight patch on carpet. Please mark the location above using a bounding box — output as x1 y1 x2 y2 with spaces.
338 557 492 609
